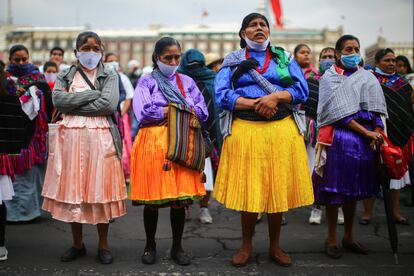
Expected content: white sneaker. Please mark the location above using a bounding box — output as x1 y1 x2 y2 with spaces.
199 208 213 224
309 207 322 224
337 207 344 225
0 246 8 261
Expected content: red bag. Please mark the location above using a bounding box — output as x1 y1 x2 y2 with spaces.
379 130 408 179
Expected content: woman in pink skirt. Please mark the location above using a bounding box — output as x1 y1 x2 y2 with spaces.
42 31 127 264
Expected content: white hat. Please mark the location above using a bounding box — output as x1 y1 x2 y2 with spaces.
127 59 140 70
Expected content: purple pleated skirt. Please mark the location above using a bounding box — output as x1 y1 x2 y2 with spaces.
312 119 380 205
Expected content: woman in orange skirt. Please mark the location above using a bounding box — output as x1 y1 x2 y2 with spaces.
130 37 208 266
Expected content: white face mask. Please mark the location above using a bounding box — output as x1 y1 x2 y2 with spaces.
244 36 270 51
156 60 179 78
44 72 57 83
105 61 120 71
76 51 102 70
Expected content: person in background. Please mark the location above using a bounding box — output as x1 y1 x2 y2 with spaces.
104 53 134 182
360 48 413 226
39 46 69 73
130 37 207 266
126 59 141 89
41 31 127 264
307 47 344 225
205 52 224 73
396 55 413 79
294 44 318 79
43 61 58 91
178 48 223 224
0 59 15 261
313 35 387 259
4 45 50 223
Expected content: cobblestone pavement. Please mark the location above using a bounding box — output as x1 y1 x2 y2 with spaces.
1 192 413 275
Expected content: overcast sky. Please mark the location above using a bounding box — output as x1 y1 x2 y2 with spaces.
1 0 412 49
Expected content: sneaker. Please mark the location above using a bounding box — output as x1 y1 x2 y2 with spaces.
0 246 7 261
337 207 344 225
199 207 213 224
309 208 322 225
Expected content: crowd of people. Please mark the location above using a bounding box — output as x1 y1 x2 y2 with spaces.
0 12 413 267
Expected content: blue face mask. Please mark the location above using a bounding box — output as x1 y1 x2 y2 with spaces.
340 54 362 69
76 51 102 70
156 60 179 78
319 60 335 73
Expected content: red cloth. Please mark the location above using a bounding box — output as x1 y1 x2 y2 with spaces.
318 125 335 146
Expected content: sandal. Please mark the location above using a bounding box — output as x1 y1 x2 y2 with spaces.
269 250 292 267
231 249 251 267
342 239 368 255
324 240 342 259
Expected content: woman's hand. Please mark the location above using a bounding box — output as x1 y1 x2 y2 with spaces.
364 130 383 149
254 93 279 119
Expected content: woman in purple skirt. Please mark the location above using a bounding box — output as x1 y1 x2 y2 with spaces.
312 35 388 259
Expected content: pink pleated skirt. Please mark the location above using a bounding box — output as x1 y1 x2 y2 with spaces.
42 117 127 224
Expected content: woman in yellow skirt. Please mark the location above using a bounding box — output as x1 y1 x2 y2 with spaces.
130 37 208 266
214 13 314 267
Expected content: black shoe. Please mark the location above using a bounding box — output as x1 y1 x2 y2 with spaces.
97 249 114 264
171 250 191 266
60 245 86 262
141 248 157 265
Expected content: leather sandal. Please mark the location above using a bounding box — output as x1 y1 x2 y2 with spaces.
324 240 342 259
269 250 292 267
342 239 368 255
231 249 251 267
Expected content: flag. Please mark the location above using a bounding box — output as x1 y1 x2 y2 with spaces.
269 0 283 28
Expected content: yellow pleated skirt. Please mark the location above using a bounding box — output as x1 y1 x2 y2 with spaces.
213 116 314 213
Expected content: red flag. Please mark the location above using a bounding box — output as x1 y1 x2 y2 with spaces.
269 0 283 28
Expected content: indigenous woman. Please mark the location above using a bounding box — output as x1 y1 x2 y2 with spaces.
178 48 223 224
294 44 318 79
360 48 414 225
42 32 127 264
305 47 345 225
313 35 388 259
130 37 207 266
3 45 50 222
0 44 50 258
213 13 314 267
396 55 413 79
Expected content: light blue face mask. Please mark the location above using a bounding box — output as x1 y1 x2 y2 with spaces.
319 60 335 72
374 67 395 76
156 60 179 78
76 51 102 70
105 61 120 72
340 54 362 69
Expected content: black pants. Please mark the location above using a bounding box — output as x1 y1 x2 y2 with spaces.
0 203 6 246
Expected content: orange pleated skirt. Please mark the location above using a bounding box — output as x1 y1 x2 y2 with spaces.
129 125 206 205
